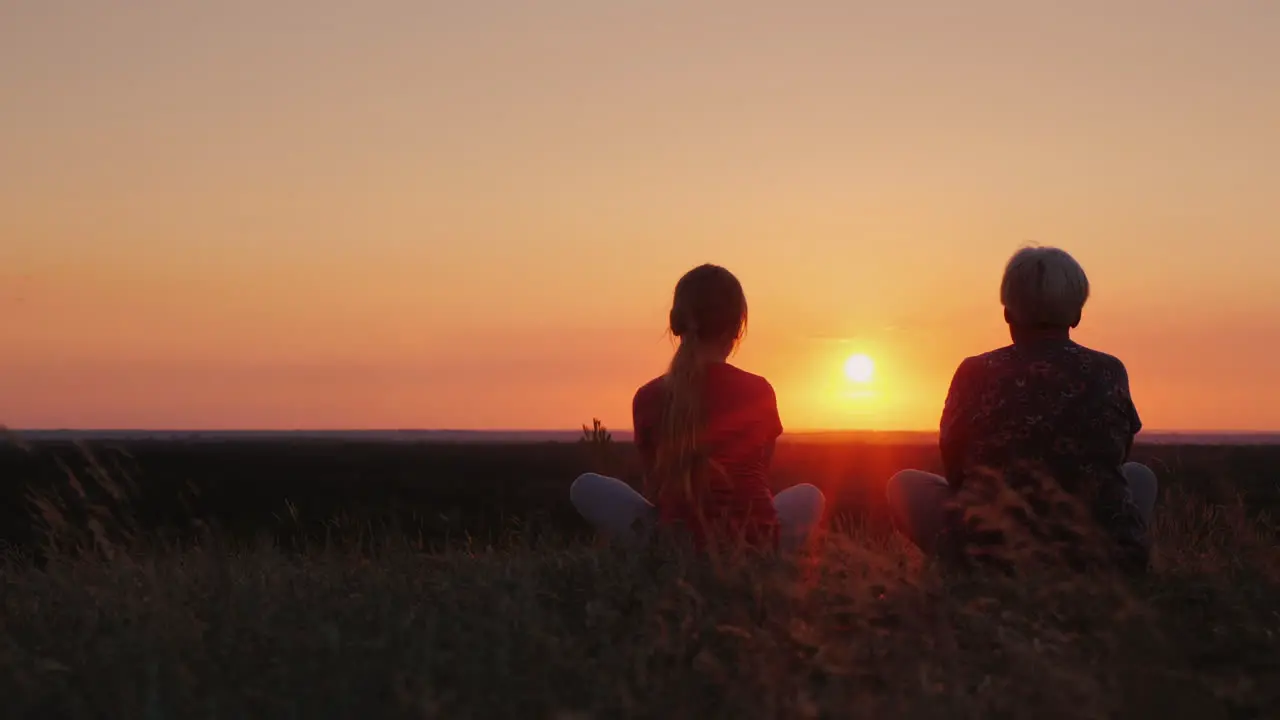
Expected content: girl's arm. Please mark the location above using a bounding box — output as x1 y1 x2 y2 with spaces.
763 380 783 467
763 438 777 467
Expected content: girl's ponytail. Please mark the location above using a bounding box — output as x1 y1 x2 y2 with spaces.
647 264 747 510
652 331 707 506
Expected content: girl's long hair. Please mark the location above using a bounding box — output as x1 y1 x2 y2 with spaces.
650 264 748 507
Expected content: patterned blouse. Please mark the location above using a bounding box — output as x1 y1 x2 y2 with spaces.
938 338 1148 570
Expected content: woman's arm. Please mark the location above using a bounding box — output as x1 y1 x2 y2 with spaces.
1113 361 1142 462
939 358 976 489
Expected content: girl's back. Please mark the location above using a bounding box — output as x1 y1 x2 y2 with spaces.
570 263 824 553
633 362 782 545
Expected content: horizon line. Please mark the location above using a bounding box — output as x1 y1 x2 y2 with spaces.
7 427 1280 436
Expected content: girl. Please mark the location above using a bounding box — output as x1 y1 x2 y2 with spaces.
571 264 825 552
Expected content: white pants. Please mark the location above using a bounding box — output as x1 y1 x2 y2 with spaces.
569 473 826 552
885 462 1159 553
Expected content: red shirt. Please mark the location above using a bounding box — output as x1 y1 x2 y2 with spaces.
632 362 783 547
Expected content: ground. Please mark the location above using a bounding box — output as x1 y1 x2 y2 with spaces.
1 439 1278 718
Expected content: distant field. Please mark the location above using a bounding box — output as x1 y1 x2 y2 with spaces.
2 437 1278 554
1 437 1278 717
9 428 1280 445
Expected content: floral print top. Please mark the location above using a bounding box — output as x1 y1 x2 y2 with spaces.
939 338 1147 570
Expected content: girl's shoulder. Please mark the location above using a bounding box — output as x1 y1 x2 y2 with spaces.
718 361 773 383
632 375 667 407
633 364 777 405
713 363 777 400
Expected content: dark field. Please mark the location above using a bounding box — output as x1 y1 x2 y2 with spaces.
2 438 1279 718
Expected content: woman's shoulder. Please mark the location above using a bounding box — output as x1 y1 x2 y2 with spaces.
949 347 1009 384
1071 344 1130 377
959 345 1015 371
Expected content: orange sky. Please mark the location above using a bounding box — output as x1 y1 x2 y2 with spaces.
2 1 1278 431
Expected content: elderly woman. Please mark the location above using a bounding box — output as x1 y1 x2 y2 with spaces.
886 246 1157 571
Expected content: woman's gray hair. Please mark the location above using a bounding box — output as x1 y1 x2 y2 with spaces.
1000 246 1090 328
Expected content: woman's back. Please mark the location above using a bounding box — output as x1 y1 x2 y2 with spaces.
942 339 1140 491
941 338 1148 563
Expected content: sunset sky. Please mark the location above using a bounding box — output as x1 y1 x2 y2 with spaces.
3 1 1278 432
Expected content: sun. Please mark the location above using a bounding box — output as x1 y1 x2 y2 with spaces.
843 353 875 384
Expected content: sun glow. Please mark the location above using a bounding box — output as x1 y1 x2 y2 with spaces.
843 353 875 384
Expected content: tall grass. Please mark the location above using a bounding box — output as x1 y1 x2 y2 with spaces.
3 459 1279 718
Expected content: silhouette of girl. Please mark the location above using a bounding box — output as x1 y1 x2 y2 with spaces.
571 264 824 551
